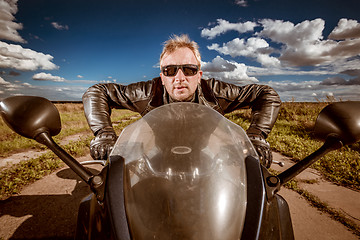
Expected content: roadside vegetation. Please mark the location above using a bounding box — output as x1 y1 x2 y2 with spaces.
226 101 360 191
0 103 140 199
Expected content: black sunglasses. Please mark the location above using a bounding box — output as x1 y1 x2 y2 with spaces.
161 64 199 77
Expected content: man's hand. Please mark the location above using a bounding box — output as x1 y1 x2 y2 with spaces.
90 127 117 160
248 134 273 168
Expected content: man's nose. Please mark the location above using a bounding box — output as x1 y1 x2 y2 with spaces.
174 68 186 82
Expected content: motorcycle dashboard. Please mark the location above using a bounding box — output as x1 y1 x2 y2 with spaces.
110 103 257 240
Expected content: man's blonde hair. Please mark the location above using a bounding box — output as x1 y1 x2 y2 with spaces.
160 34 201 67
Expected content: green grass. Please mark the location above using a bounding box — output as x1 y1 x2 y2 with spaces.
0 103 139 157
0 140 87 199
0 104 139 199
226 102 360 190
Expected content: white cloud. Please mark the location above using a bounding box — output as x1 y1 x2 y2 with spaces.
0 76 10 84
201 19 257 39
0 0 25 43
0 76 21 95
202 56 237 72
258 18 360 67
77 75 84 78
320 76 360 86
235 0 248 7
0 83 89 101
51 22 69 30
0 74 95 101
204 18 360 71
0 1 60 73
202 56 258 84
340 69 360 76
266 79 360 102
280 38 360 67
207 37 280 67
268 80 319 92
259 18 325 47
320 76 347 85
329 19 360 40
0 41 58 71
200 17 360 101
258 18 327 66
32 72 65 82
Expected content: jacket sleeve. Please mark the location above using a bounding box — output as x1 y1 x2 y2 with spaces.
82 81 153 135
207 79 281 138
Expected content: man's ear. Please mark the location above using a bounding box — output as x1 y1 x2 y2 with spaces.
198 70 203 83
160 73 165 85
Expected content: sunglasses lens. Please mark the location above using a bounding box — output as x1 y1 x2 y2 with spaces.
162 65 199 76
163 66 177 76
183 66 198 76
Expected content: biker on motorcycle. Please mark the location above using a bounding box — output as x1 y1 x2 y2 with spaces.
82 34 281 168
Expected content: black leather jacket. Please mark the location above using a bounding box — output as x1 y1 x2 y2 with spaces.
82 77 281 138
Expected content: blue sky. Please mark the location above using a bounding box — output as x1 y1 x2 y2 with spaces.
1 0 360 101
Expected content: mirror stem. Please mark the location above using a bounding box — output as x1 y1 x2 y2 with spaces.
35 132 93 184
278 134 343 186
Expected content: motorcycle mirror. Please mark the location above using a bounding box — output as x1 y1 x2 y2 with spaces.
0 96 61 139
0 96 102 196
314 101 360 145
0 96 102 193
277 101 360 186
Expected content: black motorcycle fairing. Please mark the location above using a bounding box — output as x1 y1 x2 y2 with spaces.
110 103 255 240
241 155 294 240
75 192 114 240
241 155 266 240
75 155 132 240
75 194 92 239
106 155 131 239
276 195 294 240
258 193 294 240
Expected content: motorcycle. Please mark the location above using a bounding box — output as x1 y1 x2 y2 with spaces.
1 96 359 240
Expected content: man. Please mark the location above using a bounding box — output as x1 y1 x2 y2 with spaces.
82 34 281 168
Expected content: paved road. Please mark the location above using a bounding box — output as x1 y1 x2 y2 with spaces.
272 152 359 240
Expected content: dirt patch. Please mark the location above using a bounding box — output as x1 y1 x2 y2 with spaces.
0 133 86 169
0 150 45 169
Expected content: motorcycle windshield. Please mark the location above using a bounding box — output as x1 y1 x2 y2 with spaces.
110 103 257 240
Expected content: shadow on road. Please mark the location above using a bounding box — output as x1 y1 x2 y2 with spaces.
0 167 100 240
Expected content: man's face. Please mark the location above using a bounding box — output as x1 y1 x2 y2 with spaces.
160 47 202 101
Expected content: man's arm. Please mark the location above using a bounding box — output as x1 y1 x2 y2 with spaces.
82 83 114 135
82 81 155 135
82 80 155 159
204 79 281 138
205 79 281 168
239 84 281 138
